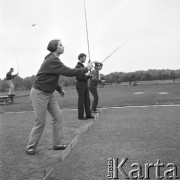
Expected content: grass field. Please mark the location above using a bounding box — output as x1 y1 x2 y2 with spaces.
53 106 180 180
0 82 180 180
1 82 180 112
0 110 93 180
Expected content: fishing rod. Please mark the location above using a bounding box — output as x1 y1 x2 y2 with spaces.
11 48 20 75
83 0 91 64
12 50 19 75
101 40 128 64
90 40 128 69
16 56 19 75
6 41 20 75
83 1 128 69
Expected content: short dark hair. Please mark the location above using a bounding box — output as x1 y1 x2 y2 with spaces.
47 39 60 52
10 68 14 71
78 53 86 60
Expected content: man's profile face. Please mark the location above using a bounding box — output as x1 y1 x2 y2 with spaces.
80 56 86 63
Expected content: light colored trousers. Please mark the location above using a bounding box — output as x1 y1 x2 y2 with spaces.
7 80 14 95
27 87 64 150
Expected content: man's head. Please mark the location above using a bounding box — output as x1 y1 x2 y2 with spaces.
78 53 87 63
94 62 103 70
10 68 14 72
47 39 64 55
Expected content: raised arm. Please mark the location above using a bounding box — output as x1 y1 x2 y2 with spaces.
45 58 92 77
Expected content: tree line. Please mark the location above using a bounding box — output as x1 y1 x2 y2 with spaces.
0 69 179 92
101 69 180 84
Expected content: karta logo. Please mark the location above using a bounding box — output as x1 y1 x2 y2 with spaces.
107 158 179 179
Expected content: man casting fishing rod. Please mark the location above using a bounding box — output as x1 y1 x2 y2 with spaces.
87 40 128 113
6 68 18 96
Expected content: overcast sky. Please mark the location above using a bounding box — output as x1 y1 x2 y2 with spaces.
0 0 180 79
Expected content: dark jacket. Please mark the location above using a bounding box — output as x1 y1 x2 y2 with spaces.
89 69 101 88
33 53 88 93
75 62 89 82
6 72 17 80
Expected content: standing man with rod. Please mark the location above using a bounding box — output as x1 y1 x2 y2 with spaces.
74 0 94 120
75 53 94 120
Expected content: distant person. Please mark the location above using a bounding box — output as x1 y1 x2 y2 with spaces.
89 62 103 113
26 39 93 155
6 68 18 96
75 53 94 120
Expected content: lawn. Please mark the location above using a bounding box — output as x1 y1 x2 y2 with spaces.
53 106 180 180
0 82 180 180
1 82 180 112
0 110 93 180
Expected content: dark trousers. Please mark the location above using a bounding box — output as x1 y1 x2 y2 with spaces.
89 86 99 111
76 81 91 118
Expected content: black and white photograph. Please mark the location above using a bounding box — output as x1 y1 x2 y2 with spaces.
0 0 180 179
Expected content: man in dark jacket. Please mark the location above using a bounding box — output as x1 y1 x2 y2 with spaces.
75 53 94 120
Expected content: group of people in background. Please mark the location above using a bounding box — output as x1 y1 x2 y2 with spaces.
17 38 104 155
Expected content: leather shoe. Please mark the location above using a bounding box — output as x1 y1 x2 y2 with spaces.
78 117 88 120
53 144 67 150
26 147 35 155
86 115 94 119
